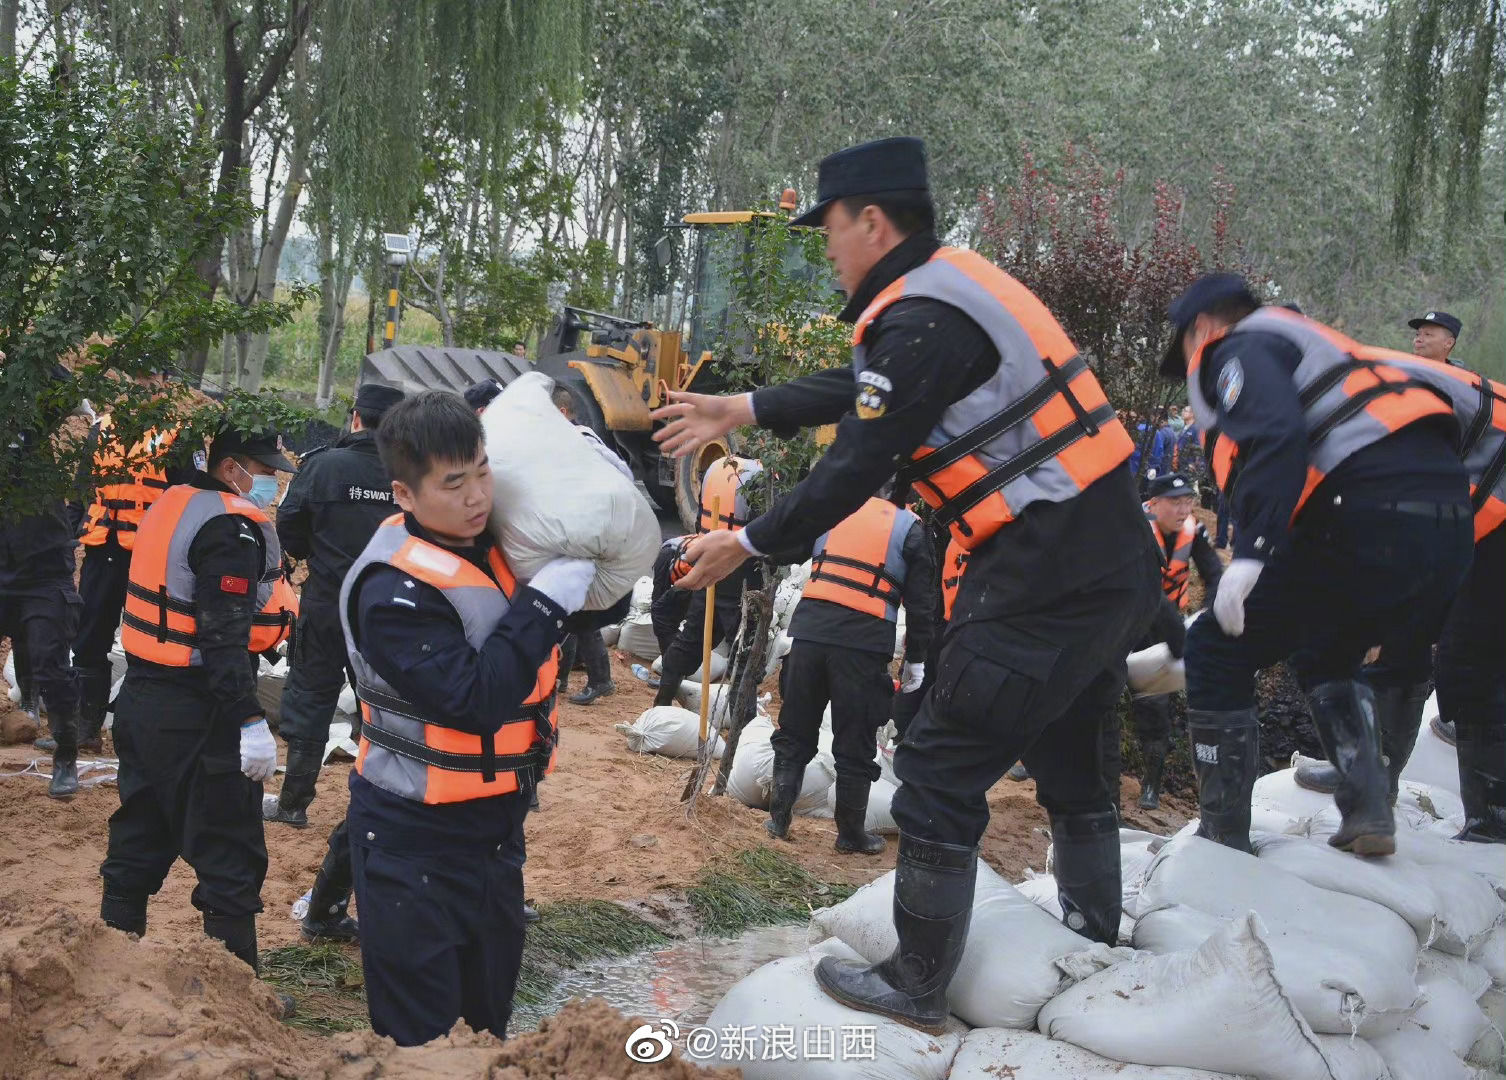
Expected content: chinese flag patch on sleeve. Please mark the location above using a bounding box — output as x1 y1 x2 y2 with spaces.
220 575 250 595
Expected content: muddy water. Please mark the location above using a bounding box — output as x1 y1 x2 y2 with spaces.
512 922 812 1032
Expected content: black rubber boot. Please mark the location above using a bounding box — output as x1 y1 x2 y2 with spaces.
263 737 324 828
1295 681 1430 802
763 761 803 840
47 705 80 799
523 903 541 924
567 681 615 705
203 911 260 972
1050 811 1122 945
101 890 147 937
301 868 359 942
1136 740 1168 810
833 776 885 855
76 666 111 753
1187 707 1260 854
815 835 976 1034
1307 681 1395 855
1454 689 1506 843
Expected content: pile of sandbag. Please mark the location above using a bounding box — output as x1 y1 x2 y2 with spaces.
481 372 659 611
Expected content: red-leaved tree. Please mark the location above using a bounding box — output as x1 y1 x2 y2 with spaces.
978 146 1263 477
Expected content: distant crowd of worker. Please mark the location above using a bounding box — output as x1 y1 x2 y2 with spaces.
1 133 1497 1048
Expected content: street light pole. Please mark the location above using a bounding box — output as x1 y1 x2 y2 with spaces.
381 233 411 349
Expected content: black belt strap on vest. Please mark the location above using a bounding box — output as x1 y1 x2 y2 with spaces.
1298 357 1453 447
356 681 554 781
809 551 903 605
1460 376 1499 458
928 401 1118 530
895 354 1092 487
1475 437 1506 513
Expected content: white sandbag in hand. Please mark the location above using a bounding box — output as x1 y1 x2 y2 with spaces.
615 705 724 759
1040 912 1376 1080
1126 643 1185 697
481 371 658 610
809 860 1126 1029
702 939 964 1079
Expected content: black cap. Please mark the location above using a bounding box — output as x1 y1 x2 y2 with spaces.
353 382 405 419
790 137 930 228
1146 471 1196 499
463 378 504 411
1160 272 1260 377
209 426 297 472
1407 310 1462 338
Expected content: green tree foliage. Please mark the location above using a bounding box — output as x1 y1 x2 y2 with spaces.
0 63 307 515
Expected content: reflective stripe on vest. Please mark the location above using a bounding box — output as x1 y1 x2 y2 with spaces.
120 485 298 665
82 415 176 550
698 455 762 533
801 497 916 621
1151 510 1198 610
1188 307 1455 522
854 248 1134 551
339 515 560 804
941 540 969 622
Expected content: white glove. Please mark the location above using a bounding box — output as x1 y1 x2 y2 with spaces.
900 661 926 694
239 718 278 783
528 557 596 614
1213 558 1264 638
579 427 635 482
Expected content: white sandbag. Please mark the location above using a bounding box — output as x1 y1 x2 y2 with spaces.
3 652 16 700
947 1027 1252 1079
1013 872 1136 945
482 371 659 610
1478 925 1506 986
809 860 1126 1029
1042 913 1382 1080
1126 642 1186 697
615 706 724 759
322 720 358 763
1307 807 1506 900
725 716 834 813
1417 949 1494 1001
701 938 964 1079
598 622 620 648
1469 988 1505 1070
675 679 737 722
1310 1036 1392 1080
1410 968 1491 1060
335 682 357 717
1369 1028 1474 1080
825 776 899 834
1139 836 1421 1033
616 613 660 660
1252 831 1502 953
1253 766 1344 824
878 738 898 789
629 574 655 615
1398 693 1460 796
651 649 728 682
1397 778 1467 828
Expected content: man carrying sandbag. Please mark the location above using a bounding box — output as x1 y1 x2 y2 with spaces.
339 390 596 1045
652 137 1161 1033
1106 471 1223 812
650 455 763 730
1162 276 1473 856
766 493 937 853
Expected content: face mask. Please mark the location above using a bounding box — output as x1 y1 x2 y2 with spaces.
246 474 280 509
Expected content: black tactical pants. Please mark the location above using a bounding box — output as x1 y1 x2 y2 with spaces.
559 629 611 688
893 555 1161 846
72 538 131 672
772 640 892 783
0 581 81 717
278 605 349 745
101 676 267 916
654 570 754 726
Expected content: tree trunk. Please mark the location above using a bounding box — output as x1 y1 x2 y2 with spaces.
0 0 19 64
239 137 308 393
315 227 354 407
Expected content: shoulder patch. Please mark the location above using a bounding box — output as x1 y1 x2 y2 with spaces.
1216 358 1244 411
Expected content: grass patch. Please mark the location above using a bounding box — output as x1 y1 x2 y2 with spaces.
687 846 857 936
260 942 370 1034
515 900 671 1008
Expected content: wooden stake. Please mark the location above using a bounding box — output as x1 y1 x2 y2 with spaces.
682 497 721 808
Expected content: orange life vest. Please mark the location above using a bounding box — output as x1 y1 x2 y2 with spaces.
121 485 298 665
856 248 1134 552
801 497 917 621
940 540 969 622
1151 510 1198 610
698 455 762 533
340 515 559 804
81 414 176 550
1188 307 1456 523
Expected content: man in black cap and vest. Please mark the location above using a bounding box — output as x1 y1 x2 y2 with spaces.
100 422 298 973
1162 273 1473 857
651 137 1161 1033
1409 310 1462 366
267 381 404 942
267 381 406 831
